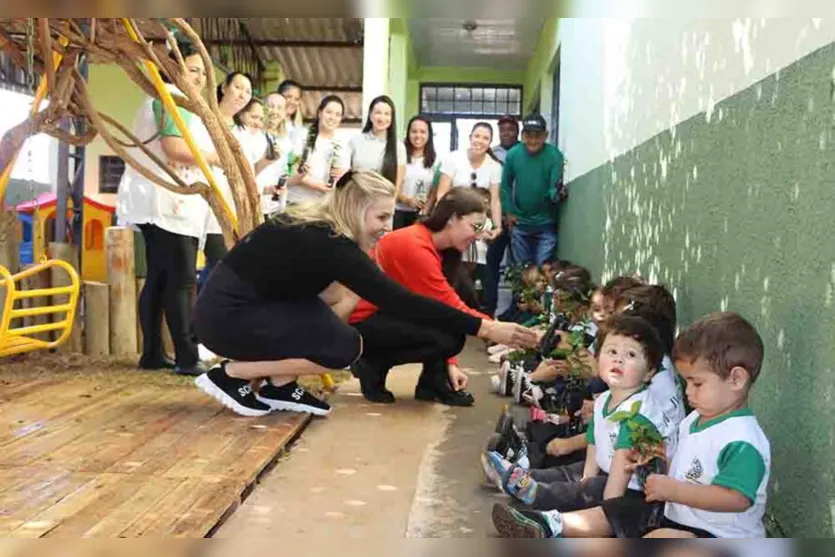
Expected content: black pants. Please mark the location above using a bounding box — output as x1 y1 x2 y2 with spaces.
194 263 361 369
198 233 228 292
484 227 511 317
393 210 418 230
352 312 465 389
138 224 199 368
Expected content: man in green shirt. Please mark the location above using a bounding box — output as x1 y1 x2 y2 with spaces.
500 114 566 266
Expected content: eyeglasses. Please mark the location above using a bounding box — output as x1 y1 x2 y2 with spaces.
470 172 478 189
465 219 487 233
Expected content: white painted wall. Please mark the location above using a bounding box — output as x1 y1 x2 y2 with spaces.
559 18 835 181
0 89 59 190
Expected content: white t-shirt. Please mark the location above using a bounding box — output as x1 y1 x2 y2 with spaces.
588 386 679 491
462 218 493 265
204 125 250 236
397 156 437 212
287 134 351 205
115 88 209 240
348 131 407 177
665 410 771 538
440 149 502 191
651 356 687 432
256 131 294 215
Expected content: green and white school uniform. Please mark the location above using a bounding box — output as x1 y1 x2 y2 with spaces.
586 386 679 492
652 356 686 431
664 409 771 538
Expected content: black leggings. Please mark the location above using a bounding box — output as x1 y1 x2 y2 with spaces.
138 224 199 368
194 263 361 370
352 311 465 385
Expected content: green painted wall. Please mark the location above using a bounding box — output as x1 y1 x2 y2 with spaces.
559 42 835 538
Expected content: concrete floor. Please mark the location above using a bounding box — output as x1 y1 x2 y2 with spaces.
212 338 508 540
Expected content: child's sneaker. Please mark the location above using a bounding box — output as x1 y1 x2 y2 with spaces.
480 451 512 490
491 503 563 538
195 363 271 418
503 464 539 505
256 380 332 417
496 361 515 397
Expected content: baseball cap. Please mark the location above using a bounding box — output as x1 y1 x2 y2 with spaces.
497 114 518 127
522 113 547 133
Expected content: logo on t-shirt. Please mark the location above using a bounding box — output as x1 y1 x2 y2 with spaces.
685 458 704 482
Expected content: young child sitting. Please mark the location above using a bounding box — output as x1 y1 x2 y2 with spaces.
540 282 686 467
484 315 678 520
491 311 770 539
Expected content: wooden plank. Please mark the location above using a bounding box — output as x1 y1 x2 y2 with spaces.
117 478 212 537
76 477 179 538
166 478 247 537
104 399 221 476
10 474 122 538
0 469 92 527
71 390 192 474
49 242 82 352
0 383 129 448
158 411 253 479
0 386 152 465
37 474 148 538
204 415 309 483
83 281 109 356
31 387 182 471
106 227 137 358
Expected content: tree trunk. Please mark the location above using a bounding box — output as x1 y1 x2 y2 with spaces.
106 227 137 358
84 281 110 357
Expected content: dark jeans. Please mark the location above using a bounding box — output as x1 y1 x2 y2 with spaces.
510 224 558 266
352 311 466 389
393 210 418 230
484 227 511 317
138 224 199 368
527 461 608 512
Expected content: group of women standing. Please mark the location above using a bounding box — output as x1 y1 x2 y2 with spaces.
115 41 535 417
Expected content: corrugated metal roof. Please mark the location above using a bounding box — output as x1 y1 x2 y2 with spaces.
300 90 363 123
243 18 364 121
244 18 363 43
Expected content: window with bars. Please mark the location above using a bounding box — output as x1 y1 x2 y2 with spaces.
99 155 126 194
420 84 523 117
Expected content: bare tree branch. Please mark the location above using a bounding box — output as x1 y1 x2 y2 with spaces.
38 18 55 95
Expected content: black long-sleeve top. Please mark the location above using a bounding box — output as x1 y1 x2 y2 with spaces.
221 217 483 336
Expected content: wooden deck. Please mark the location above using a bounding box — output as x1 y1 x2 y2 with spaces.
0 369 310 538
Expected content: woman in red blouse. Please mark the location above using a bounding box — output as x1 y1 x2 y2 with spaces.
349 187 500 406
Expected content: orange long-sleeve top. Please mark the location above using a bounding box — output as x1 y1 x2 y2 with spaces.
349 223 491 366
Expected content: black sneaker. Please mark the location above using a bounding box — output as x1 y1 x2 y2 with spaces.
256 381 332 417
194 363 271 417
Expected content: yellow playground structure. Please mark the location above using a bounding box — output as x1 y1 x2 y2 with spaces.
0 260 80 358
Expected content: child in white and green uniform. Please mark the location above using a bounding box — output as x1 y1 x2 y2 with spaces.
491 311 770 539
485 315 678 520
